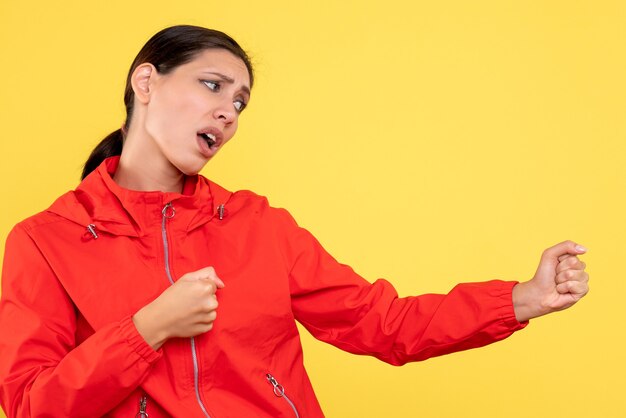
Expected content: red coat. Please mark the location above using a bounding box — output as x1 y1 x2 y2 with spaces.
0 157 527 417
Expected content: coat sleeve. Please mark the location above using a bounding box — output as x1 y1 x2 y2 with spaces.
272 208 528 366
0 224 162 418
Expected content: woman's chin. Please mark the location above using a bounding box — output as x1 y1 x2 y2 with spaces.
174 157 210 177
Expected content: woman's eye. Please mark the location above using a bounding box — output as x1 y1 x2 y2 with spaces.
234 100 247 112
203 80 220 92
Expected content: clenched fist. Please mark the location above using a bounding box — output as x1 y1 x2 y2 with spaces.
513 241 590 322
133 267 225 350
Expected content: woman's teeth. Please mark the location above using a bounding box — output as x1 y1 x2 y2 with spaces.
200 133 216 147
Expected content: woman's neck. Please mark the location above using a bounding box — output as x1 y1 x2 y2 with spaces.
113 156 184 193
112 131 185 193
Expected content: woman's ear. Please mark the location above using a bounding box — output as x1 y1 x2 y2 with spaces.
131 63 157 104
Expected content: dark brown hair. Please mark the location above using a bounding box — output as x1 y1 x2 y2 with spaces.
81 25 254 180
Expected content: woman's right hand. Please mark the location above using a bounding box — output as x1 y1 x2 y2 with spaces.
132 267 225 350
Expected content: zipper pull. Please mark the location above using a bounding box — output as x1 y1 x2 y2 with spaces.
162 202 176 219
266 373 285 397
266 373 301 417
135 394 148 417
217 204 225 220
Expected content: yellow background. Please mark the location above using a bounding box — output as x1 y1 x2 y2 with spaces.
1 1 624 417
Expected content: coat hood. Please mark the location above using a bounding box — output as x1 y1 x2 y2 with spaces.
47 156 233 237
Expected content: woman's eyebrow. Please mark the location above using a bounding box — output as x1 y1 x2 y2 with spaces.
202 71 250 95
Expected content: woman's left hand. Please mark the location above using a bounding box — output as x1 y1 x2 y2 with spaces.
512 241 590 322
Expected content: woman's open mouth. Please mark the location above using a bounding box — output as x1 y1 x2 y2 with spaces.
199 132 216 148
197 127 224 157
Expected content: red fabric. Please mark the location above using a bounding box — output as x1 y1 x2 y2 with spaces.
0 156 527 417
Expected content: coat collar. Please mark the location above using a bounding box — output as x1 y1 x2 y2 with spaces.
48 156 233 237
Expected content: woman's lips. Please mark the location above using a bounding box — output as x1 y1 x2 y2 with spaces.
197 134 216 158
196 127 224 158
197 127 223 146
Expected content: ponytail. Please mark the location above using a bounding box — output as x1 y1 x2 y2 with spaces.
81 129 124 180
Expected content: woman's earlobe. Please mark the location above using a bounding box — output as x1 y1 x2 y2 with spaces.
131 64 156 104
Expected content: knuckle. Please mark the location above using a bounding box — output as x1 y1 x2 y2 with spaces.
200 280 215 292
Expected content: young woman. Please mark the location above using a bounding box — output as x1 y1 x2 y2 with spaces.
0 25 589 417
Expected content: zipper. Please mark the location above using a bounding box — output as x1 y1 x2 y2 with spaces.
135 394 148 417
161 202 212 418
266 373 300 418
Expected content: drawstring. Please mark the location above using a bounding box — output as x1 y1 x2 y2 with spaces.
85 201 224 240
86 224 98 239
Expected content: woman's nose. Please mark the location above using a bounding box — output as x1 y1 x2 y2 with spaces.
214 102 236 126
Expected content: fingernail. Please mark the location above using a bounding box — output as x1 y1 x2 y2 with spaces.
575 244 588 253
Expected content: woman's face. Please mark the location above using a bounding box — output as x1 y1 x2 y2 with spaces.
142 49 251 175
